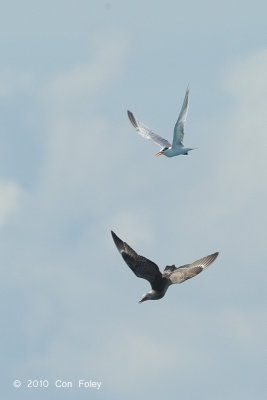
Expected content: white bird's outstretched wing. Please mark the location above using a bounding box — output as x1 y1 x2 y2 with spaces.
163 252 219 284
127 110 171 148
172 88 189 148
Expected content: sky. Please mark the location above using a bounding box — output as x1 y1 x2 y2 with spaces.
1 1 267 399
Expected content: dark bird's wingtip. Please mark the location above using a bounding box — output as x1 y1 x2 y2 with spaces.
111 230 117 239
111 230 124 253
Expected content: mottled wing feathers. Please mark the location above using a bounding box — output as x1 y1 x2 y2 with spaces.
127 110 171 148
167 252 219 284
189 252 219 269
162 264 176 276
168 266 203 284
111 231 162 286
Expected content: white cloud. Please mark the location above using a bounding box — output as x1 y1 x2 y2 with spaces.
109 209 156 247
33 33 130 225
171 47 267 240
217 48 267 212
0 71 34 97
43 32 128 112
0 180 22 227
221 307 267 351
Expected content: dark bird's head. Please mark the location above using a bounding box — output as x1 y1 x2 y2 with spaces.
138 293 150 303
138 290 164 303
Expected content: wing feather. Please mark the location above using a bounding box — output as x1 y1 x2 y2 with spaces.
127 110 171 148
167 252 219 284
172 88 189 148
111 231 162 286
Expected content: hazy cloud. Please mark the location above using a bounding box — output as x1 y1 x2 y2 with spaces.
0 180 22 227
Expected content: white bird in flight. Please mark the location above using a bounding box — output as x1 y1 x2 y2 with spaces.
127 87 195 157
111 231 219 303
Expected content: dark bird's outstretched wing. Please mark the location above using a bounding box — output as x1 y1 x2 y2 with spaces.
163 252 219 284
111 231 162 287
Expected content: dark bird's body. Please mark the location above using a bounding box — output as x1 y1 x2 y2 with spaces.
111 231 219 303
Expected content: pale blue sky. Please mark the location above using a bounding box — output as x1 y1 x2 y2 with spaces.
1 1 267 399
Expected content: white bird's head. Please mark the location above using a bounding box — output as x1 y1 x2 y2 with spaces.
155 147 169 157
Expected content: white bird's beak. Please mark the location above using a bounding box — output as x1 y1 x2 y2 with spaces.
155 151 162 157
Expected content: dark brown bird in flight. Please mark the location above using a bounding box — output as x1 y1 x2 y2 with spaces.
111 230 219 303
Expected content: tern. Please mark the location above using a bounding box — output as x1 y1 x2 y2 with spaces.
127 88 195 157
111 231 219 303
